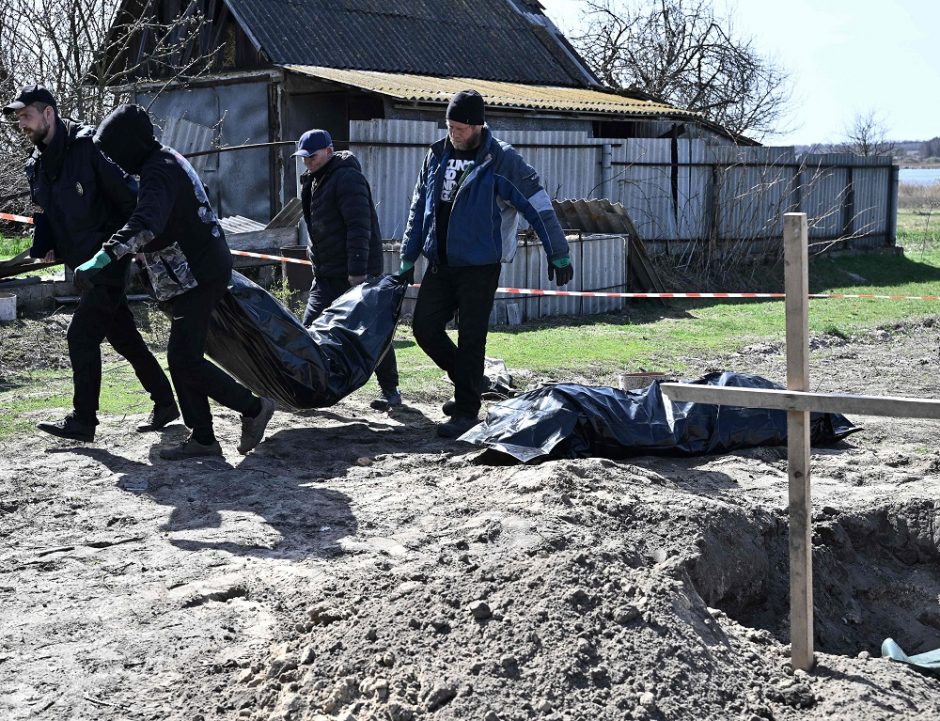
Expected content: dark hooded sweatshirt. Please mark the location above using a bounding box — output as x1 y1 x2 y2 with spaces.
300 150 383 278
94 104 231 297
26 116 137 286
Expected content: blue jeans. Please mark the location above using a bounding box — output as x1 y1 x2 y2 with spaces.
302 275 400 394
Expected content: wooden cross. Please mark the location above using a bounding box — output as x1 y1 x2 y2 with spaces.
661 213 940 671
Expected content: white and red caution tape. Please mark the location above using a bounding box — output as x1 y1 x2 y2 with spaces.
0 212 33 225
232 248 310 265
495 288 940 302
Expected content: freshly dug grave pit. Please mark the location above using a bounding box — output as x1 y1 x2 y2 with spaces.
688 501 940 658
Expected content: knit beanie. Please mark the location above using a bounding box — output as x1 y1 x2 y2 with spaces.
446 89 485 126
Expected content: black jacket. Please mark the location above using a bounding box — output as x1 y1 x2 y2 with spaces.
301 151 383 278
26 116 137 286
95 104 231 291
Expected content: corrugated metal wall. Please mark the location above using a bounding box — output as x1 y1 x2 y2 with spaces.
352 119 440 239
139 81 272 223
347 118 897 259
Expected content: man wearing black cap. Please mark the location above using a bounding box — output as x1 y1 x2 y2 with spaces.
400 89 573 439
293 128 402 411
3 85 177 443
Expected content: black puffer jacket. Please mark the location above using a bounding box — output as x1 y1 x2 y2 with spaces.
26 116 137 286
95 104 231 290
301 151 383 278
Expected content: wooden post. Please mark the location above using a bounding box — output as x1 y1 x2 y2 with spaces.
659 213 940 672
784 212 813 671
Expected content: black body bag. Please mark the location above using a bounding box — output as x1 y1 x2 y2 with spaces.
205 271 406 409
463 371 860 463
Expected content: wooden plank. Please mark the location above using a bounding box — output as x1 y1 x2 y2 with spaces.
787 408 813 671
0 258 60 280
628 234 667 295
658 210 940 673
784 212 813 673
55 294 152 304
266 197 304 228
226 226 297 252
658 383 940 419
785 214 809 392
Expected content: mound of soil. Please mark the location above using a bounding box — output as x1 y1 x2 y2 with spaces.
2 316 940 720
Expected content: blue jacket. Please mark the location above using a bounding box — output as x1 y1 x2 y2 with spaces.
401 127 568 267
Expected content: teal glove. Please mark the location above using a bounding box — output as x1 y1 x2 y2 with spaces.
399 259 415 286
547 256 573 286
74 249 112 291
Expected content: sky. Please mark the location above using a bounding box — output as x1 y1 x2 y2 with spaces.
538 0 940 146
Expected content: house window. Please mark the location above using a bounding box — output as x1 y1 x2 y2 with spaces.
594 120 640 139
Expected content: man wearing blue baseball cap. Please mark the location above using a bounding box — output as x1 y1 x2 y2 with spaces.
293 128 403 411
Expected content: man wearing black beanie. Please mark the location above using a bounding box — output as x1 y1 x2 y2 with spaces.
400 88 574 440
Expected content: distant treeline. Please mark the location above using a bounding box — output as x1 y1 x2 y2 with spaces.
795 138 940 162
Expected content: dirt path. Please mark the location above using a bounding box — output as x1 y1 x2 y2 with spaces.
2 319 940 720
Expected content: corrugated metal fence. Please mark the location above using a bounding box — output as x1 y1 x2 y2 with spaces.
345 119 897 323
350 119 897 255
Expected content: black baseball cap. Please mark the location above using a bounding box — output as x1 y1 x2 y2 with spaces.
3 85 57 116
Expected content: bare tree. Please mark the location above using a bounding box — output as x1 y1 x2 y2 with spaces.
2 0 221 122
571 0 791 140
838 110 895 157
0 0 222 221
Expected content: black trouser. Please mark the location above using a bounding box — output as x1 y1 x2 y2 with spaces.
411 263 501 418
302 274 399 393
68 283 175 424
166 277 256 437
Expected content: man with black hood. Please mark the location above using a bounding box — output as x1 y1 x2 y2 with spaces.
294 128 402 411
75 103 276 460
3 85 177 443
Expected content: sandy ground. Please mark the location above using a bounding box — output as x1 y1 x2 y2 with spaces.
2 314 940 720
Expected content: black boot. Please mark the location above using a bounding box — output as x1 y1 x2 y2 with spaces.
137 402 181 432
37 412 95 443
159 435 223 461
436 414 479 439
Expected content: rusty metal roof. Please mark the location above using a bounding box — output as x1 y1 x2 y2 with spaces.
282 65 700 119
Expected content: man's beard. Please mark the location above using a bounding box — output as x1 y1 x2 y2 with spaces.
451 134 481 152
25 120 50 145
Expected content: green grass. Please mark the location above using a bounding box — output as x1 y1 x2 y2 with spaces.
0 358 168 439
389 237 940 400
4 238 940 440
0 232 32 259
896 209 940 261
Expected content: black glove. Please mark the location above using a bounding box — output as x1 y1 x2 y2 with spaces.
398 264 416 286
547 258 574 287
73 267 97 292
73 249 111 293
